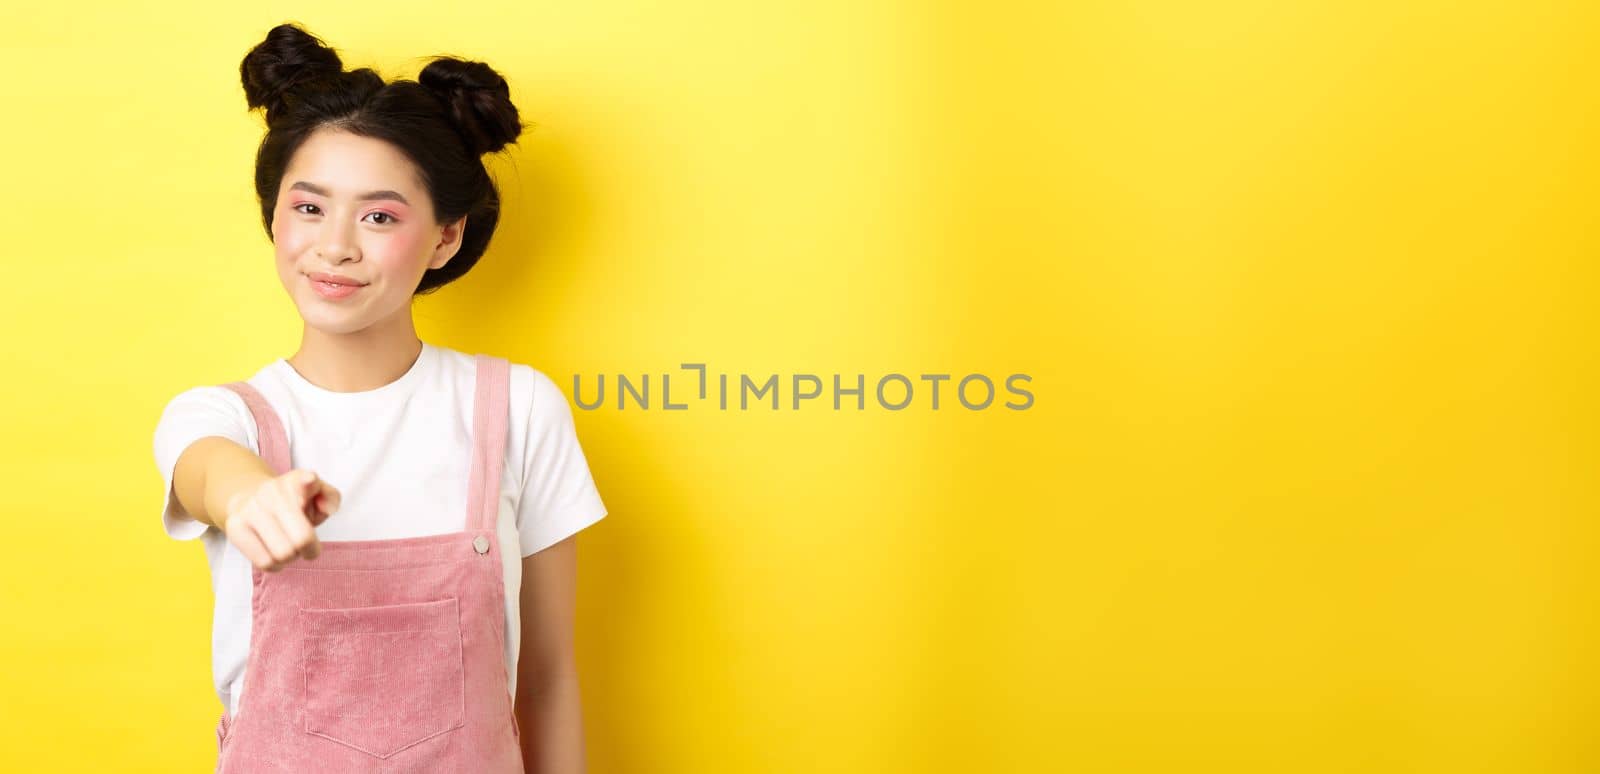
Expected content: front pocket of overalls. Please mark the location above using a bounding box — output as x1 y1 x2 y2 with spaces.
299 597 466 759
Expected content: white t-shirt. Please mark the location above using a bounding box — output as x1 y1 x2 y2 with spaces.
151 341 607 718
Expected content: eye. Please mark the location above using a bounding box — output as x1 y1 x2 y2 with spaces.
365 211 397 225
292 203 321 215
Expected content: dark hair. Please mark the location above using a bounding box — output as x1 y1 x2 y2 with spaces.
240 22 528 295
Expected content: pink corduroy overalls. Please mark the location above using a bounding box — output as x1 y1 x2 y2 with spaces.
210 353 523 773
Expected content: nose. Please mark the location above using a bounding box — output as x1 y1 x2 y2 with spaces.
315 218 360 263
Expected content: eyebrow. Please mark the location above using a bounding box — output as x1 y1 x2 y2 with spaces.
289 181 410 206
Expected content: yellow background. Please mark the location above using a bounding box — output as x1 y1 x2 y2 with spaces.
0 1 1592 771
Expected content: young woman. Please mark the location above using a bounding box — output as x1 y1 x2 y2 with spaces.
152 23 606 772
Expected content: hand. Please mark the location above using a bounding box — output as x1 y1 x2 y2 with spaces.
221 469 341 571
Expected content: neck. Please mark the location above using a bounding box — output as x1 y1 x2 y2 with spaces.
287 319 425 393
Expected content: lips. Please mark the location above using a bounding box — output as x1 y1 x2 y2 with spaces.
306 271 367 286
306 272 366 300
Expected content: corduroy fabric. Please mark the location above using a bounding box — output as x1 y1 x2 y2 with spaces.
210 354 522 773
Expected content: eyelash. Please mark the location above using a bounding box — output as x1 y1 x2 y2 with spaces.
292 203 397 225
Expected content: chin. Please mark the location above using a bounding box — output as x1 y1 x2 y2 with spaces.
298 305 367 334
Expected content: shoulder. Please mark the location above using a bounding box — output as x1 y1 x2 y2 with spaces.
508 362 576 427
425 344 576 427
155 356 284 434
157 384 252 422
496 357 581 440
508 361 562 400
434 345 565 407
152 383 261 459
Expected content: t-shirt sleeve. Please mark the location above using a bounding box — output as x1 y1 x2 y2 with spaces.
152 385 257 541
514 366 608 557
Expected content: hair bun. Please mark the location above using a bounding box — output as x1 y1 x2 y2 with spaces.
240 23 344 123
418 57 525 155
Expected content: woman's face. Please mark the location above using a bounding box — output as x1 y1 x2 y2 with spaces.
271 127 465 335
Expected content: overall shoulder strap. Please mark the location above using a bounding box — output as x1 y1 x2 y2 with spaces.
219 382 291 475
465 354 511 533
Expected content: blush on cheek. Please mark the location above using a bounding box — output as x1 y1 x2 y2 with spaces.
273 215 310 248
388 227 430 259
277 235 312 260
